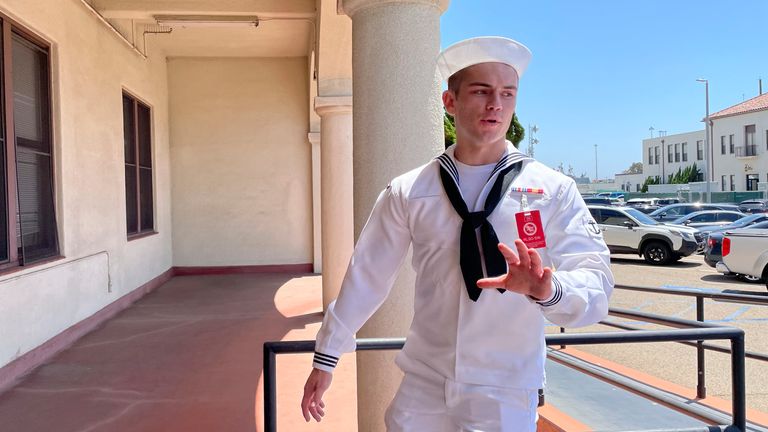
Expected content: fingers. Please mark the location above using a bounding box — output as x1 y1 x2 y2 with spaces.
311 384 328 421
301 391 312 422
497 242 520 266
514 240 531 268
528 248 543 278
541 267 553 285
308 395 324 422
302 374 327 423
476 274 507 289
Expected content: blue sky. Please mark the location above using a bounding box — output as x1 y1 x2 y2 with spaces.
441 1 768 180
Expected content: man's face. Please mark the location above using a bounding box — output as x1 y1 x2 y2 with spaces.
443 62 519 147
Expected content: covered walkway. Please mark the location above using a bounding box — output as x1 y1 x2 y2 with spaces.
0 273 357 432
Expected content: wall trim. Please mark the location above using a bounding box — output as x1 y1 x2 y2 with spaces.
173 263 314 276
0 267 174 393
0 263 315 393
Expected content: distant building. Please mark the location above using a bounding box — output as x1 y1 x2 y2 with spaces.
640 93 768 194
642 130 706 185
709 93 768 192
614 172 645 192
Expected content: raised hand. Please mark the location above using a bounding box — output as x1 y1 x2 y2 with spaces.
301 368 333 422
476 239 553 301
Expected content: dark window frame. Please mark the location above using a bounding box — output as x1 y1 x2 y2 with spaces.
746 174 759 191
0 15 60 271
122 90 155 239
696 140 703 160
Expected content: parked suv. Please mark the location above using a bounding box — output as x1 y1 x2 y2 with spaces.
739 199 768 214
588 205 701 265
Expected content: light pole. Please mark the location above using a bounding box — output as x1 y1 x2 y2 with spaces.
696 78 711 203
594 144 598 181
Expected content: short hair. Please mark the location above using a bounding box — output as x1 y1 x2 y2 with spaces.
447 69 466 97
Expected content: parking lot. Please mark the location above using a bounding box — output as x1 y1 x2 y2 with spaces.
549 252 768 415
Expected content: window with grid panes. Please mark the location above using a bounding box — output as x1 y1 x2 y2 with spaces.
0 19 59 268
122 93 154 236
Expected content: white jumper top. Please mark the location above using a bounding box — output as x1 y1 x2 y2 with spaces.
312 142 614 390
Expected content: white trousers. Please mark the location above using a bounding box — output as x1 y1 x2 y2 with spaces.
384 372 538 432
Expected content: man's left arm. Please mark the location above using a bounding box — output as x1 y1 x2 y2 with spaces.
535 180 614 328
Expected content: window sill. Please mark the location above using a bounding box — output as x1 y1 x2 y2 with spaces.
0 254 65 278
127 231 158 242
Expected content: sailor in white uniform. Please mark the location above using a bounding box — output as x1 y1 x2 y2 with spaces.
301 36 614 431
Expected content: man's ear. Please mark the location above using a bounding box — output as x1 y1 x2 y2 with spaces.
442 90 456 116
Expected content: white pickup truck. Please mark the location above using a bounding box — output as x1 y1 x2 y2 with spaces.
717 228 768 288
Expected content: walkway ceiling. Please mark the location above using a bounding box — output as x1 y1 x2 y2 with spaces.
88 0 315 57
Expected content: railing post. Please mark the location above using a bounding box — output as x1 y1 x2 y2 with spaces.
263 343 277 432
696 296 706 399
560 327 565 349
731 333 746 432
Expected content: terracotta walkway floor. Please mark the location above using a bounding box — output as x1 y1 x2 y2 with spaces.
0 273 357 432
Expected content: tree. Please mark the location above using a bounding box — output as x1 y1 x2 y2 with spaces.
623 162 643 174
444 114 456 148
640 175 660 193
444 112 525 149
668 164 701 184
506 113 525 148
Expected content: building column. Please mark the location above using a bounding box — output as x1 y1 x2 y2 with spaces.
339 0 449 430
314 96 354 311
307 132 322 274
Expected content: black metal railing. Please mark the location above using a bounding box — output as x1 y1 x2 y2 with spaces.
605 284 768 399
263 325 746 432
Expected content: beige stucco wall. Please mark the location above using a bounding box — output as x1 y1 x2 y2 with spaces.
0 0 172 368
168 57 312 266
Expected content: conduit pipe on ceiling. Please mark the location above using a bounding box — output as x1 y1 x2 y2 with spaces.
78 0 147 59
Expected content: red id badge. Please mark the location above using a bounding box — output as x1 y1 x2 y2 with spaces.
515 210 546 249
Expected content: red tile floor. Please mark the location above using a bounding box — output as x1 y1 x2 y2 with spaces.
0 273 358 432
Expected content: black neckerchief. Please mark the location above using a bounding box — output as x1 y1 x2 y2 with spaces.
436 149 529 301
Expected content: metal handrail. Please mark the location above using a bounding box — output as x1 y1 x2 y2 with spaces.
607 284 768 399
263 326 746 432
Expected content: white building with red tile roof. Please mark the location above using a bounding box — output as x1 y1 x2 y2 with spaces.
641 93 768 194
709 93 768 193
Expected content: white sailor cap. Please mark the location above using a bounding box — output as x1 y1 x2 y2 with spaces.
437 36 532 82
